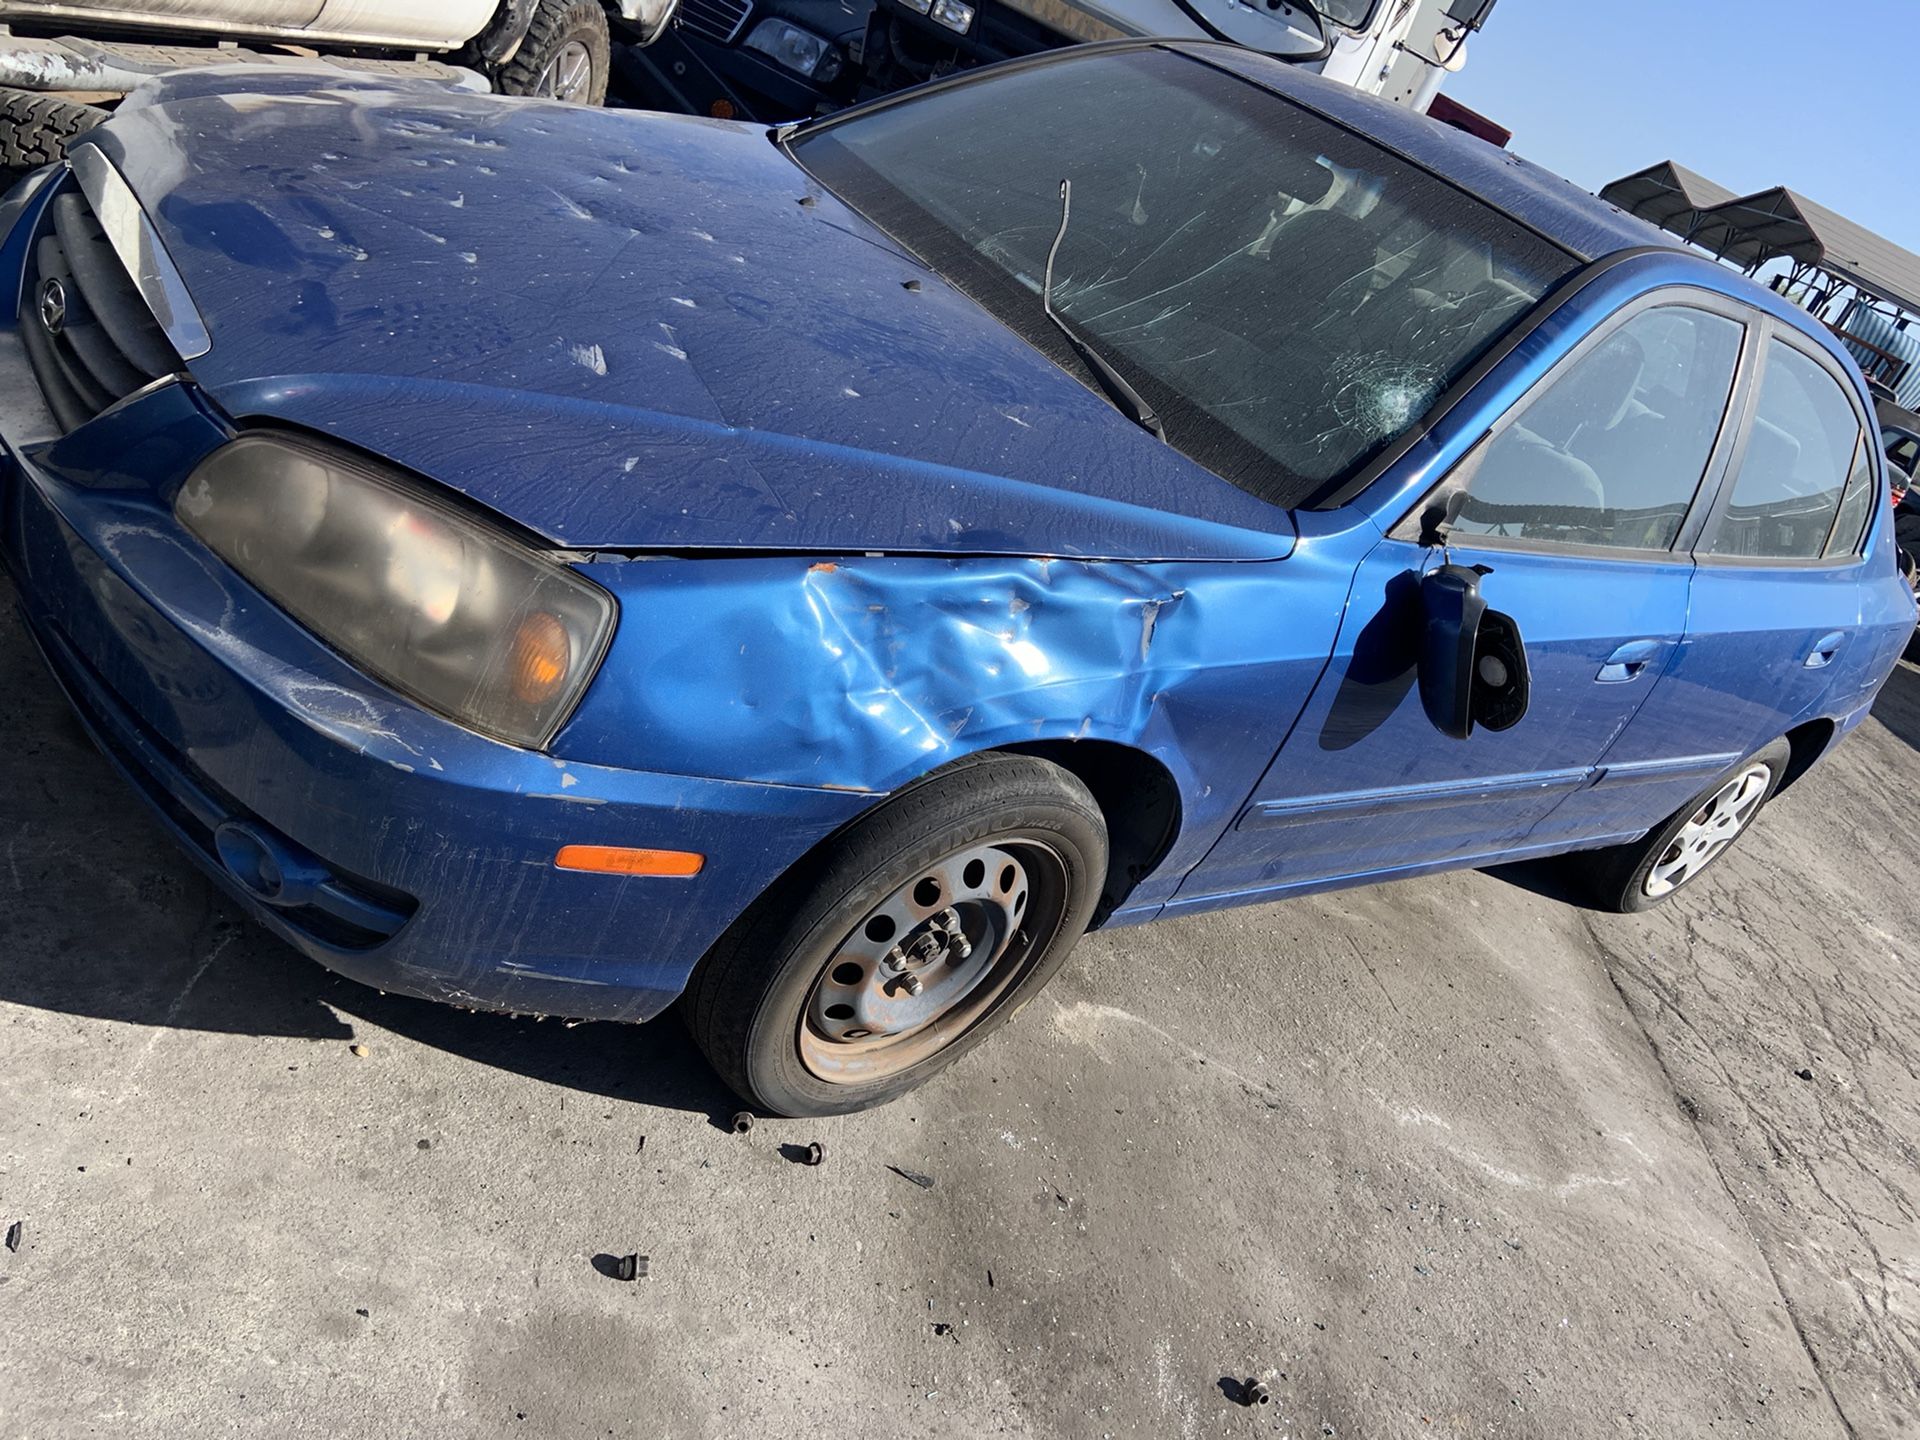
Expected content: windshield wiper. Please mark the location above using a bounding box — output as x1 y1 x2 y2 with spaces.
1042 179 1167 444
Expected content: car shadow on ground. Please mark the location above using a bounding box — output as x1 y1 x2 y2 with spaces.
0 591 740 1120
1871 657 1920 753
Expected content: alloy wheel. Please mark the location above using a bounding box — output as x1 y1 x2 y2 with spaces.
1643 762 1771 898
536 40 595 102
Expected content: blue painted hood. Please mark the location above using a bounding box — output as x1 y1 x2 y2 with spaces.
83 75 1296 561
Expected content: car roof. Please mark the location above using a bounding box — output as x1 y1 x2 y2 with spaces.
1174 43 1690 264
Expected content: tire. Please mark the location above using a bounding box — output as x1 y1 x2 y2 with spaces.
1584 739 1792 913
496 0 611 105
685 754 1109 1116
0 89 106 172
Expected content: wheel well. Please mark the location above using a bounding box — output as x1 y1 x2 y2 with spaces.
1777 718 1836 794
999 740 1182 927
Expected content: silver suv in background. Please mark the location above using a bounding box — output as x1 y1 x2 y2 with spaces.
0 0 678 166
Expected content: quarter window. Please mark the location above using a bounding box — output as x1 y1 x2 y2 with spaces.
1423 306 1744 551
1706 341 1865 560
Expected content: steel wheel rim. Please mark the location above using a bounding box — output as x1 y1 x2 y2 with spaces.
1643 763 1770 898
798 838 1067 1084
537 40 594 101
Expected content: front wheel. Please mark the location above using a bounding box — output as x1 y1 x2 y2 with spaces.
1585 739 1791 912
684 754 1108 1116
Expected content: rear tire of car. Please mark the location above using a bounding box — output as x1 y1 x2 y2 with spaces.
496 0 612 105
684 754 1109 1117
0 89 105 174
1584 738 1792 913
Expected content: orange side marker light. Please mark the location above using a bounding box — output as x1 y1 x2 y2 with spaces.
554 844 704 878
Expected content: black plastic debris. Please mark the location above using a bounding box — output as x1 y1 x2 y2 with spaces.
355 1307 369 1318
636 1136 647 1154
888 1165 935 1190
729 1111 755 1135
614 1253 648 1281
1795 1068 1815 1081
1218 1377 1272 1407
931 1322 957 1341
4 1220 19 1253
416 1139 431 1151
902 279 923 292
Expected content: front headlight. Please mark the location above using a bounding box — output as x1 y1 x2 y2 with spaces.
741 18 833 78
176 432 615 749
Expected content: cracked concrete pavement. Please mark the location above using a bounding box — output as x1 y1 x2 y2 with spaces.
1 584 1916 1437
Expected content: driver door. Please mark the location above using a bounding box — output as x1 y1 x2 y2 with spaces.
1174 298 1749 906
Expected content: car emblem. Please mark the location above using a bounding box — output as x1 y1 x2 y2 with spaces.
38 276 65 335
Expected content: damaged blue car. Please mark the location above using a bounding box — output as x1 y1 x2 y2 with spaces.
2 43 1912 1114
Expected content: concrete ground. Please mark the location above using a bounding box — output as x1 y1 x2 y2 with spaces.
1 580 1916 1439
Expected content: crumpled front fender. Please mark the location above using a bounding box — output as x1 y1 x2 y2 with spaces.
555 548 1351 904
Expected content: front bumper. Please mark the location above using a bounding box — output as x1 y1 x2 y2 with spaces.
1 390 870 1024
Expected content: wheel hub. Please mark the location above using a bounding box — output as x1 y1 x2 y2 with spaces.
1644 762 1770 898
800 840 1058 1082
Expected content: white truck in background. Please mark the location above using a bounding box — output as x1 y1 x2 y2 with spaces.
1314 0 1492 109
0 0 679 167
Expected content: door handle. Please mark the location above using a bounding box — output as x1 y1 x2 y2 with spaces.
1597 639 1662 683
1804 631 1847 669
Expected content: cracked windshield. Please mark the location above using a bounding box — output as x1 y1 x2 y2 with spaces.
796 48 1576 506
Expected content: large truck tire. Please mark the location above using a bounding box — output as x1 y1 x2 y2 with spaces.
496 0 611 105
0 89 107 172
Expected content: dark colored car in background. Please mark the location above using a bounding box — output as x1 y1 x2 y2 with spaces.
617 0 1329 121
1 45 1911 1118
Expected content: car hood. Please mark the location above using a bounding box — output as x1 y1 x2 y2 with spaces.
81 74 1295 561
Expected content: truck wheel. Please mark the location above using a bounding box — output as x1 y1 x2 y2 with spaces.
497 0 611 105
1584 739 1791 913
685 754 1109 1116
0 89 106 172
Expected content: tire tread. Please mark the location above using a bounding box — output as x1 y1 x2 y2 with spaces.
0 89 105 171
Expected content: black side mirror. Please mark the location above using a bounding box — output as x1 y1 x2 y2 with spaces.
1417 564 1531 740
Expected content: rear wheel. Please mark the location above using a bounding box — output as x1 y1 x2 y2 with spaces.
1585 739 1791 912
497 0 611 105
685 754 1108 1116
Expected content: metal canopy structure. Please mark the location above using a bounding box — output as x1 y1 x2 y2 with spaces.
1597 161 1737 240
1600 160 1920 404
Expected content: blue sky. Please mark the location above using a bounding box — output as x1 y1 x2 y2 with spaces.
1448 0 1918 253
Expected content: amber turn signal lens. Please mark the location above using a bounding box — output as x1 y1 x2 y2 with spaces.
554 845 705 877
709 98 736 119
508 611 571 705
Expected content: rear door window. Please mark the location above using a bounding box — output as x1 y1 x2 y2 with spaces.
1418 304 1744 552
1705 340 1866 560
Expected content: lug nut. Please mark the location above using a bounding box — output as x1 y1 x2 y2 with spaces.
1241 1378 1271 1407
902 973 924 996
804 1141 826 1166
729 1111 755 1135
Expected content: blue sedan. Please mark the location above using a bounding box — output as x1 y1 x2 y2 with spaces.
2 44 1911 1114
